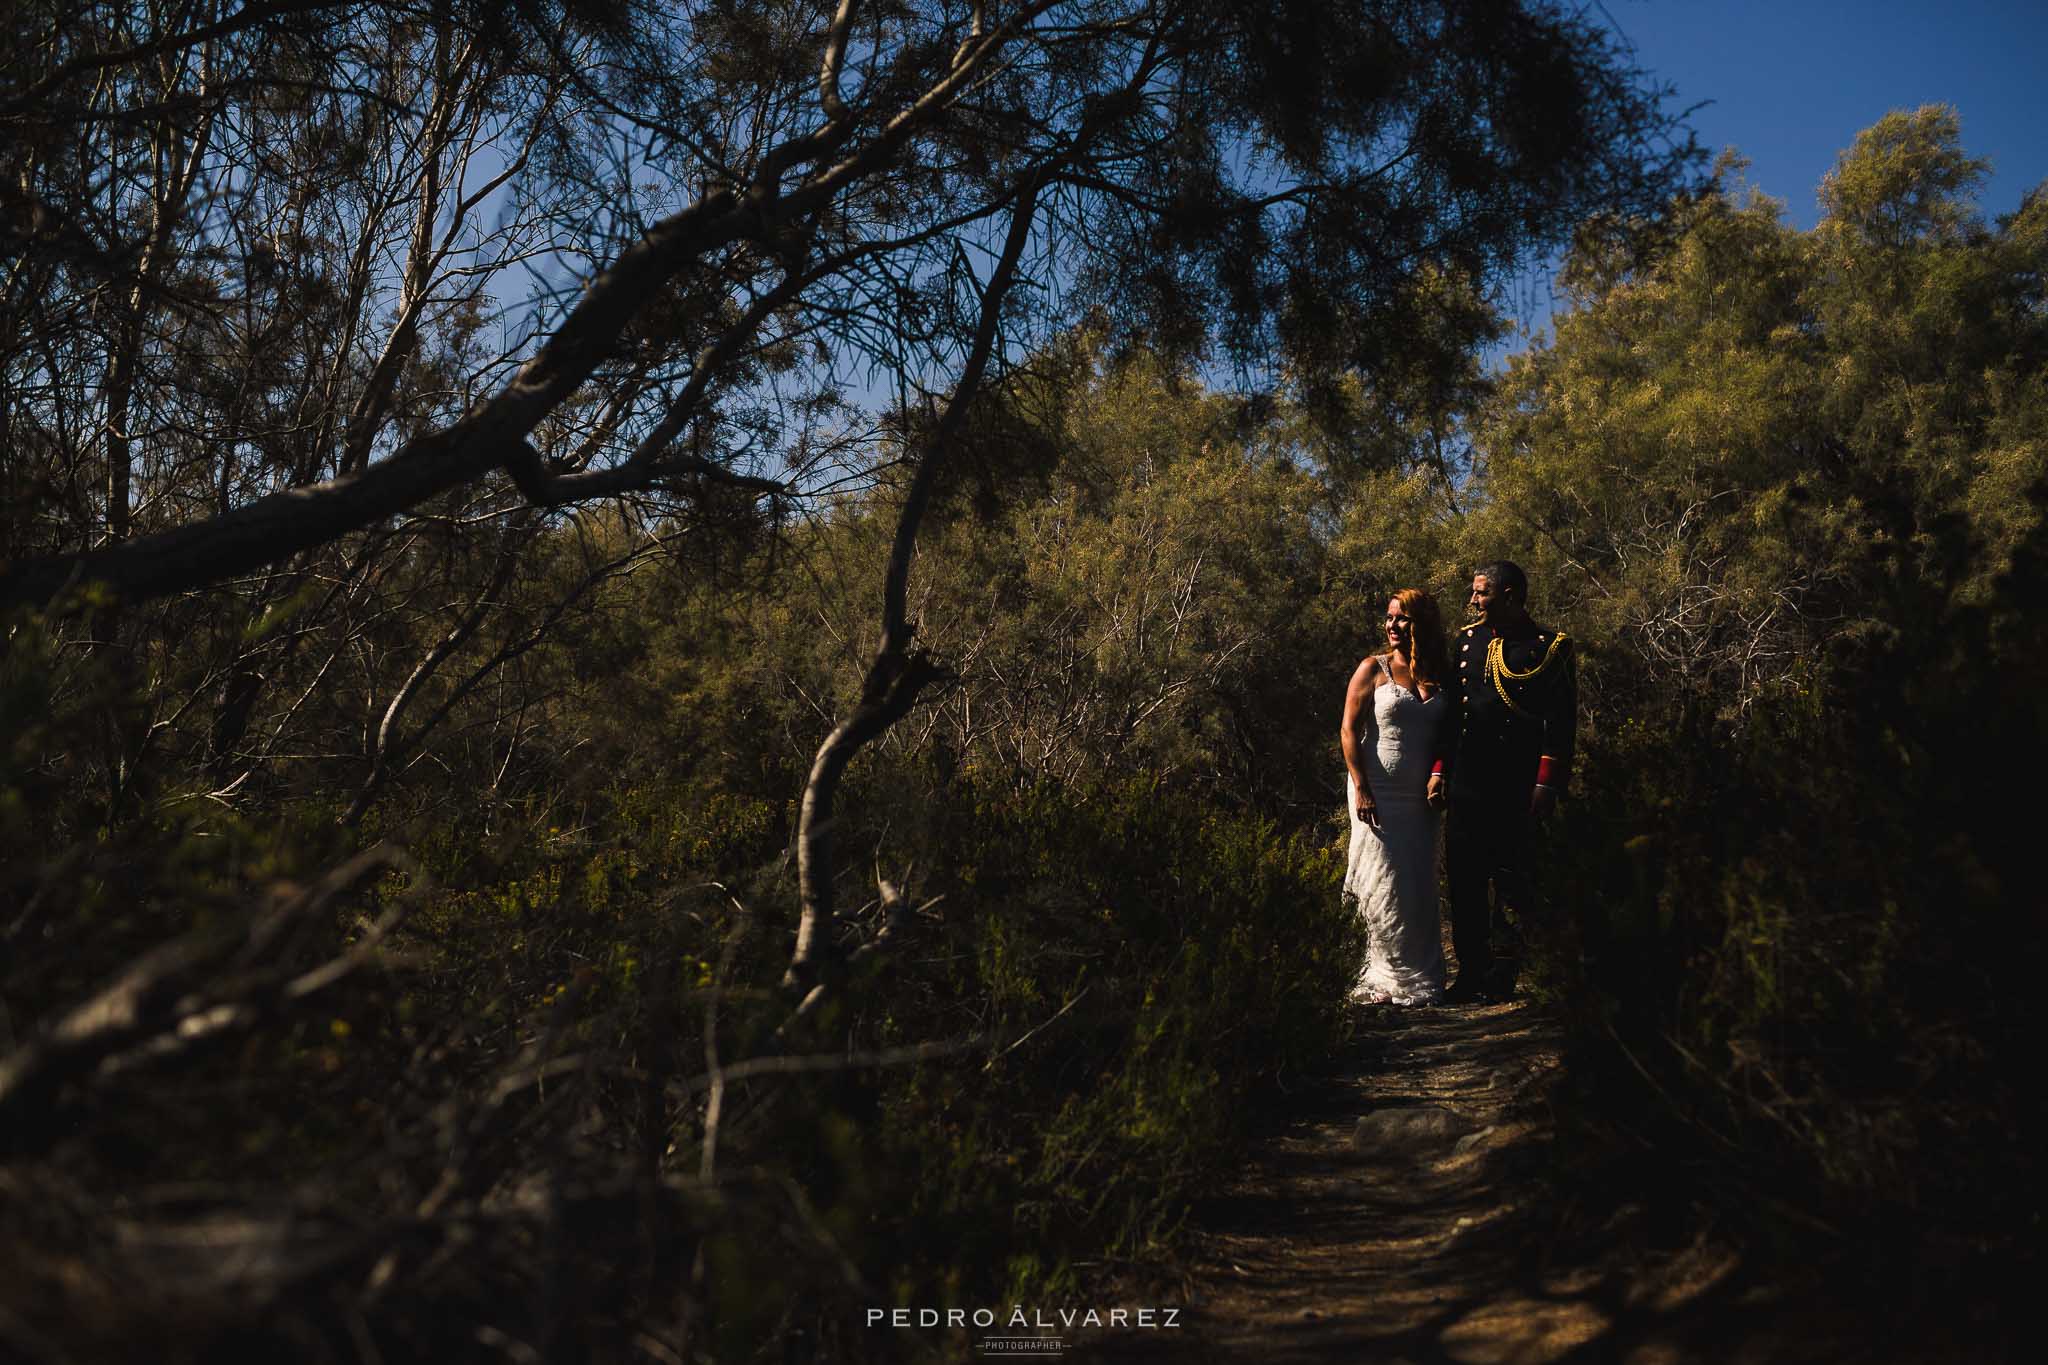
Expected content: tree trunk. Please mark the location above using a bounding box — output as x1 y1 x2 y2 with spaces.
785 181 1042 994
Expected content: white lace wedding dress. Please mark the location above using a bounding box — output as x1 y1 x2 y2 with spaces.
1344 657 1447 1005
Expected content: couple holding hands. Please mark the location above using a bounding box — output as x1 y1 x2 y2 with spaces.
1340 561 1576 1007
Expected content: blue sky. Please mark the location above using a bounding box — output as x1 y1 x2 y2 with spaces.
1602 0 2047 228
1493 0 2048 343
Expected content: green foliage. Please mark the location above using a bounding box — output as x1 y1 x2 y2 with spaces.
4 604 1363 1354
343 766 1356 1348
571 338 1388 825
796 774 1359 1307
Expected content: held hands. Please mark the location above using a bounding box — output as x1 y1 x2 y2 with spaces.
1425 774 1445 810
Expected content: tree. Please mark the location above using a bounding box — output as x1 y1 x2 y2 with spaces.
1459 105 2048 1250
1470 107 2045 716
3 0 1696 611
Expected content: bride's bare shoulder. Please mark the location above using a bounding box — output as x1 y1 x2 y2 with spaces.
1343 654 1381 705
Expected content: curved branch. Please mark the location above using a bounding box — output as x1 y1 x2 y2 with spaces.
817 0 859 124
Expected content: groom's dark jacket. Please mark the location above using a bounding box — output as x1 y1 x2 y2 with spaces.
1438 618 1576 806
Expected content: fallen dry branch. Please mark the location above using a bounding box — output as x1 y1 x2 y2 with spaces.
0 844 424 1154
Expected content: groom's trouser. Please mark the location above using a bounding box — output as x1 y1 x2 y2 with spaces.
1445 796 1532 981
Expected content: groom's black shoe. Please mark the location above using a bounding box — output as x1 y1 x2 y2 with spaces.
1442 976 1492 1005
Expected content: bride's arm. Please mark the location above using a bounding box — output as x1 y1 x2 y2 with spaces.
1427 651 1458 808
1340 657 1380 827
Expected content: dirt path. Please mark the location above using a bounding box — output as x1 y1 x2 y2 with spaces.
1067 999 1858 1365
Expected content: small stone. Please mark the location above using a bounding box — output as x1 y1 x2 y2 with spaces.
1351 1105 1474 1154
1453 1126 1497 1155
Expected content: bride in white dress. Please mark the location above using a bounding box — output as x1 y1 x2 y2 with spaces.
1340 589 1451 1005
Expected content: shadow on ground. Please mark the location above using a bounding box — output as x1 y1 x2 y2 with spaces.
1061 1000 1958 1365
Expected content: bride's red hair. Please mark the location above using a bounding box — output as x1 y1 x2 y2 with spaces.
1391 587 1449 693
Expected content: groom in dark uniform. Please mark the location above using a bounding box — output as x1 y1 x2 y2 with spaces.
1427 561 1576 1003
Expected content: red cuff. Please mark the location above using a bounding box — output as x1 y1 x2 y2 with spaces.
1430 759 1444 777
1536 755 1566 787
